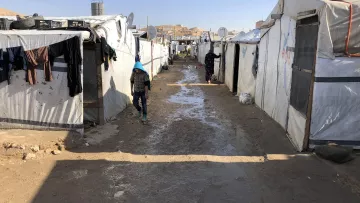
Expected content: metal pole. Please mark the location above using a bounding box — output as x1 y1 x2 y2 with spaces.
147 16 149 41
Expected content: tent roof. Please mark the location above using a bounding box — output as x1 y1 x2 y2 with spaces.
231 29 260 43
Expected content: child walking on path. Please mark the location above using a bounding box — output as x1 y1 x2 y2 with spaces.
130 62 150 122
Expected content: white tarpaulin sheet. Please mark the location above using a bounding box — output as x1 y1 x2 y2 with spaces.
256 16 295 130
237 44 257 97
198 43 211 65
262 0 360 59
310 57 360 147
231 29 261 43
213 44 222 81
96 16 136 122
140 40 152 78
0 30 86 132
225 43 235 92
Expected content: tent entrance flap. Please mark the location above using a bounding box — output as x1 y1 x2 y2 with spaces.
290 16 319 116
233 44 240 93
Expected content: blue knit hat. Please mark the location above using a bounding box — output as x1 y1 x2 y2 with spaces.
133 62 148 75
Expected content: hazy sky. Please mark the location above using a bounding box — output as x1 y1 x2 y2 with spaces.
0 0 277 31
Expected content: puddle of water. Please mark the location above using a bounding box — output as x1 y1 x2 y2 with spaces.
168 67 222 129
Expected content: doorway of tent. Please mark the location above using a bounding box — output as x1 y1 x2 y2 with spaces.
289 15 319 148
233 44 240 94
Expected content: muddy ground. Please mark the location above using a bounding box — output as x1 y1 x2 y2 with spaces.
1 59 360 203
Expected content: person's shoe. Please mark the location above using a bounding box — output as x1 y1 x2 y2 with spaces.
137 111 142 118
142 114 147 122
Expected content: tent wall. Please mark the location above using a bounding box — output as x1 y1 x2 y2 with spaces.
225 43 236 92
140 40 152 79
96 16 136 122
198 42 211 64
309 57 360 148
0 31 85 132
213 43 223 81
237 43 257 97
255 17 294 129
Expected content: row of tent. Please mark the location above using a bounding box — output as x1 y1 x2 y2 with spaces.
198 0 360 151
0 15 169 134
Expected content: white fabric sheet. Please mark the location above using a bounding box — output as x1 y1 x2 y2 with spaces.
311 57 360 144
225 43 235 92
256 17 294 130
237 44 256 97
96 16 136 122
0 31 85 131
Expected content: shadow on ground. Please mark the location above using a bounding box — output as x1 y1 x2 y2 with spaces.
64 59 295 157
31 156 360 203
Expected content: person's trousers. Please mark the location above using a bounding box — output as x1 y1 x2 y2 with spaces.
133 91 147 115
205 68 214 82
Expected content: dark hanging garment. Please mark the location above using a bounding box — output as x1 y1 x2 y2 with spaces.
25 46 52 85
252 45 259 78
100 37 117 70
48 40 66 67
6 46 27 84
0 49 8 84
49 36 83 97
64 36 83 97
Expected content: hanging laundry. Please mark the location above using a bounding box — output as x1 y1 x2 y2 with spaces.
100 37 117 71
0 49 8 84
49 36 83 97
6 46 27 84
25 46 52 85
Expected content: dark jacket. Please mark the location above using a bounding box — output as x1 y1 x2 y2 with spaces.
205 52 220 72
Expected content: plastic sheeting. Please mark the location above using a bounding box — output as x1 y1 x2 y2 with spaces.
197 43 211 65
231 29 261 43
224 43 235 92
256 16 295 130
0 31 86 132
261 0 360 59
237 44 257 97
95 16 136 122
310 57 360 147
213 43 223 82
287 106 307 151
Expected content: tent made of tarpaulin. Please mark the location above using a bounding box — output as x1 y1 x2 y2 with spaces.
260 0 360 59
46 15 138 123
224 29 260 94
237 44 257 97
213 42 223 82
224 43 236 92
197 42 211 65
256 0 360 151
0 30 89 133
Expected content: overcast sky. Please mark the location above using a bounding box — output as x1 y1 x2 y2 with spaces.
0 0 278 31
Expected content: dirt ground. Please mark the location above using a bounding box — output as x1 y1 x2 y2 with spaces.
1 59 360 203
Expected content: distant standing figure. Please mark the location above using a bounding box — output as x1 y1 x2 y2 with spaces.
131 62 150 122
204 49 221 84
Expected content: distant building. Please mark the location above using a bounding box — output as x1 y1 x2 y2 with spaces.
256 20 264 29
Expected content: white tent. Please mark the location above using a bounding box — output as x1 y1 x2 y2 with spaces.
224 29 260 95
256 0 360 151
0 15 169 133
224 43 236 92
237 43 257 97
0 30 88 133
